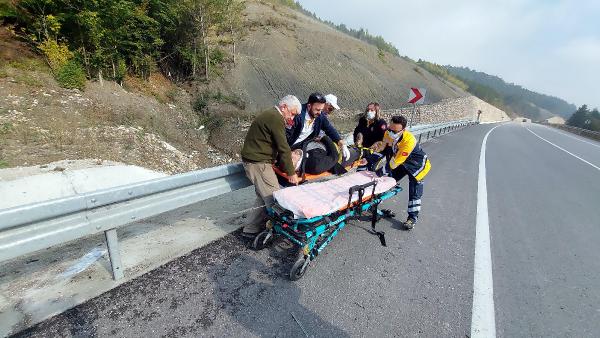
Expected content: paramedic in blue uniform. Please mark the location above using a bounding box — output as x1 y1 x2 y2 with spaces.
286 92 350 160
383 115 431 230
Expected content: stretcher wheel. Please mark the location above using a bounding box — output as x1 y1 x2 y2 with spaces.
289 256 310 281
252 230 274 250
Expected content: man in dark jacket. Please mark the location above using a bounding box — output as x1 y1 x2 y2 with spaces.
240 95 301 237
286 93 350 160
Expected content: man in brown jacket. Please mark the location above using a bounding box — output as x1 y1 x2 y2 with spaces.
240 95 301 237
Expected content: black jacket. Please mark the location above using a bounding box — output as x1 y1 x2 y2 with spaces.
353 117 387 148
286 104 342 150
303 136 340 175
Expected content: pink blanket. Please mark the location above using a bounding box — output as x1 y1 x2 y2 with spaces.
273 171 397 219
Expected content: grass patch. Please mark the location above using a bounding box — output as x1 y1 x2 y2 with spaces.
0 122 13 135
8 58 48 72
165 88 178 102
14 126 40 145
377 49 386 63
0 159 9 168
246 16 295 31
193 91 246 114
196 112 224 132
13 72 43 86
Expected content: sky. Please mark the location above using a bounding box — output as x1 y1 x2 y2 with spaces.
298 0 600 110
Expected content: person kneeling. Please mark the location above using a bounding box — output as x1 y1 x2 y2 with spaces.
381 116 431 230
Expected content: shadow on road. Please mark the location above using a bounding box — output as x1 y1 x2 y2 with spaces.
206 234 350 337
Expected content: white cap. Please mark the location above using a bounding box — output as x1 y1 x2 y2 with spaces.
325 94 340 110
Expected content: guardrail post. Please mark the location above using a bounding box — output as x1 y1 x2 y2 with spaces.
105 229 124 280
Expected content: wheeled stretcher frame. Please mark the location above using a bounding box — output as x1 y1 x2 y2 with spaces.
252 181 402 280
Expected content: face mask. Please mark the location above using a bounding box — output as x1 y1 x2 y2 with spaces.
366 111 376 120
388 129 402 140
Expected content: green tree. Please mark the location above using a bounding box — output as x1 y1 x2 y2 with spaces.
567 105 600 132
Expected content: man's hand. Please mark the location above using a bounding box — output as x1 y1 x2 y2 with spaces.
355 133 363 147
287 173 300 185
370 141 385 152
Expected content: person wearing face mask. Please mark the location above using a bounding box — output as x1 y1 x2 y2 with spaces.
382 115 431 230
353 102 388 148
286 92 350 161
240 95 301 238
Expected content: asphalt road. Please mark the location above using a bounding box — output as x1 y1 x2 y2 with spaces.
13 122 600 337
487 123 600 337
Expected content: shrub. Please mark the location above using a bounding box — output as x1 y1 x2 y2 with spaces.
38 39 73 71
193 95 209 113
115 59 127 84
55 60 86 90
0 122 13 135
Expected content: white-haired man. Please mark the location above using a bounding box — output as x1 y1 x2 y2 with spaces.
240 95 301 237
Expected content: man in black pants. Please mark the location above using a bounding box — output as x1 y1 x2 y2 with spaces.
300 136 369 175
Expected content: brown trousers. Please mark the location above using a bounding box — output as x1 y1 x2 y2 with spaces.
242 162 280 233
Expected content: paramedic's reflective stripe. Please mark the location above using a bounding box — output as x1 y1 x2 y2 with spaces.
408 199 421 206
414 158 431 181
408 206 421 212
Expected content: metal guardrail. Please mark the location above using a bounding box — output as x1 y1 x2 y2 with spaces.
541 123 600 141
0 119 477 280
0 164 252 279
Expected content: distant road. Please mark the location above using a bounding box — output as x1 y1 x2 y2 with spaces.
487 123 600 337
16 122 600 337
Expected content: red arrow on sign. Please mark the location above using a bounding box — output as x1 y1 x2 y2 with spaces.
408 88 424 104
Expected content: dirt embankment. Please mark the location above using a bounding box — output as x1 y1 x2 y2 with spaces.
1 0 506 174
210 0 469 113
0 28 235 173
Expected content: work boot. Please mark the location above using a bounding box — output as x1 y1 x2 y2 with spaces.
241 225 262 239
403 217 416 230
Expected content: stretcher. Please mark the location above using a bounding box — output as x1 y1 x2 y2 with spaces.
251 171 402 280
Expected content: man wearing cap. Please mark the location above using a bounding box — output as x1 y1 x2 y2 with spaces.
324 93 340 114
286 92 350 160
241 95 301 238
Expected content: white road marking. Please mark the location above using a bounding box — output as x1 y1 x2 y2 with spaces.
538 125 600 149
471 125 501 338
527 128 600 171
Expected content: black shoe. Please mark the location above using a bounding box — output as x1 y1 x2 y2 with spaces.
380 209 395 218
403 218 416 230
241 231 260 239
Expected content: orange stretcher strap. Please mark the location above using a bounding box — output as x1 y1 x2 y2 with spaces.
273 161 362 182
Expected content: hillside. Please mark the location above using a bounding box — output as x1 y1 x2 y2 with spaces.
1 0 501 172
210 0 469 112
444 66 576 120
